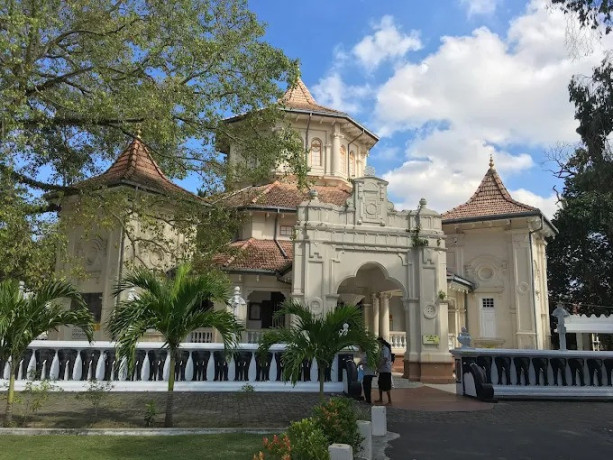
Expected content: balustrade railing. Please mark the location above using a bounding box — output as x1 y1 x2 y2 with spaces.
389 331 406 351
452 348 613 399
0 341 353 393
189 329 213 343
246 330 263 344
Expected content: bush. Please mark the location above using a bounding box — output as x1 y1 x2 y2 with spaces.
286 418 329 460
312 397 362 451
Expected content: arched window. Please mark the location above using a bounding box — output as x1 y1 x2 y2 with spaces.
349 151 356 177
340 145 346 174
310 138 322 166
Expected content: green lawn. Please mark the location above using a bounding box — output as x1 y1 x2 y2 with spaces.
0 434 268 460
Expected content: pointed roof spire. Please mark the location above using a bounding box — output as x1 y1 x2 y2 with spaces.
280 77 344 115
74 137 198 199
442 164 538 222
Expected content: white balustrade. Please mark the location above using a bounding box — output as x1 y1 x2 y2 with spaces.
189 329 213 343
389 331 406 351
246 330 263 344
0 340 354 393
452 348 613 399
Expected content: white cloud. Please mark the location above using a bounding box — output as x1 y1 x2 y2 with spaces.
383 127 533 213
312 73 372 114
352 16 422 70
510 189 559 219
460 0 499 17
377 0 613 215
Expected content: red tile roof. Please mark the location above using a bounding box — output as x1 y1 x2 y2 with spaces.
74 138 199 199
221 180 352 210
281 78 345 116
215 238 293 273
442 165 538 222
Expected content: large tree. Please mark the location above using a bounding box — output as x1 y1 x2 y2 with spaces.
548 1 613 313
0 0 304 284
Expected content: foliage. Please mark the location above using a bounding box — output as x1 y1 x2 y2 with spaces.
312 397 362 452
0 175 67 289
109 263 243 427
255 433 292 460
547 1 613 314
0 279 94 425
75 380 114 420
0 0 305 284
410 226 428 248
144 401 158 427
257 301 378 398
14 380 63 427
286 418 329 460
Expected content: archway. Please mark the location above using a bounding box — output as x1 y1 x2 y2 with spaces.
336 263 405 348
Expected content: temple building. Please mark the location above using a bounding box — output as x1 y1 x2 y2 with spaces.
53 79 556 383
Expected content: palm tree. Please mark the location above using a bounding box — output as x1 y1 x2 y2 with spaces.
109 263 243 427
0 280 94 425
258 301 378 399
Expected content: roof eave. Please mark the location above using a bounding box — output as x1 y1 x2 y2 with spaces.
281 108 379 142
442 210 542 225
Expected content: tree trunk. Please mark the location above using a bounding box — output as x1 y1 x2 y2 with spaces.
164 351 176 428
319 365 325 400
5 361 15 426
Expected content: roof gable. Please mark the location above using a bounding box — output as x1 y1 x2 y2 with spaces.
281 77 344 116
442 160 538 222
74 138 198 199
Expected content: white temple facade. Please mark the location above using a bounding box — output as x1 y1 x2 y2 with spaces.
53 79 556 383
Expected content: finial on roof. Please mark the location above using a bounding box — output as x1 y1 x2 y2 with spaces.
489 154 494 169
136 125 142 139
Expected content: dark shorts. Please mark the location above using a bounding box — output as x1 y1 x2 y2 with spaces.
378 372 392 391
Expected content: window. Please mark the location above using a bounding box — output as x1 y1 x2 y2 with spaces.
310 138 322 166
279 225 293 237
480 297 496 338
72 292 103 323
340 145 347 174
349 151 356 177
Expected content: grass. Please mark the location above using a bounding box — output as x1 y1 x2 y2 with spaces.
0 433 267 460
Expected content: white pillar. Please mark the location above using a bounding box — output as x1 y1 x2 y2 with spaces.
380 293 390 342
329 444 353 460
332 125 341 177
363 303 372 333
371 406 387 436
357 420 372 460
372 294 380 338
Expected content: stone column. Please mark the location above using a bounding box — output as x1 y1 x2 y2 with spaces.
379 292 391 342
371 293 380 338
331 125 341 177
362 303 372 334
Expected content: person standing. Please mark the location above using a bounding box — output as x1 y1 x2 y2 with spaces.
375 337 393 405
358 348 376 404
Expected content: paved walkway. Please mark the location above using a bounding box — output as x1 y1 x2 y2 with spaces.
382 382 613 460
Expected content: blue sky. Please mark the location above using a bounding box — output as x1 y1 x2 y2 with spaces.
232 0 611 218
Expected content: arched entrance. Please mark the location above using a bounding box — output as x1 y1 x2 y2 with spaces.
336 263 405 349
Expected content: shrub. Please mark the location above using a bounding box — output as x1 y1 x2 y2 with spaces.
254 433 291 460
75 379 113 420
312 397 362 451
16 380 62 426
144 401 158 427
286 418 329 460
